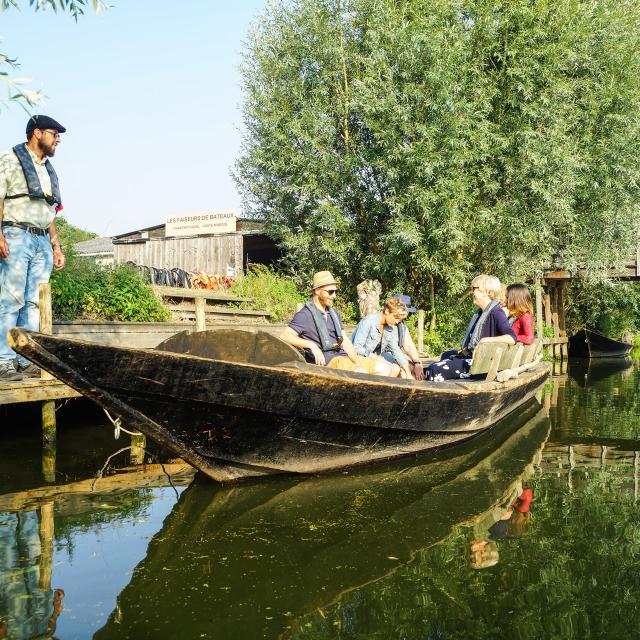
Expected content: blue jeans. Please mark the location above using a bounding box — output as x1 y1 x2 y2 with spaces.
0 225 53 365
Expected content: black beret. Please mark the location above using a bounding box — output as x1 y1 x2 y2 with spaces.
26 115 67 137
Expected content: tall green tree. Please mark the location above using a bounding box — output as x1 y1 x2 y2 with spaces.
235 0 640 334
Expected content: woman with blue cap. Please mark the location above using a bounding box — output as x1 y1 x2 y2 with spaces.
351 294 424 380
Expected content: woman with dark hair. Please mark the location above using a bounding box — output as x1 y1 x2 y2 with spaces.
506 283 535 345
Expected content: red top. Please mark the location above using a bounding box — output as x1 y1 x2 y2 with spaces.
512 313 535 345
513 487 533 513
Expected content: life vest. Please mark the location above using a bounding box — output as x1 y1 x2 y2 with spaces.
305 300 344 352
398 321 406 349
5 143 62 212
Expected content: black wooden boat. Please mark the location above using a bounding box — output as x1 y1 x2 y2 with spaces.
9 327 550 482
568 327 632 358
92 402 550 639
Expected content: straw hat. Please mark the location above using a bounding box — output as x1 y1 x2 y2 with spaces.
312 271 337 290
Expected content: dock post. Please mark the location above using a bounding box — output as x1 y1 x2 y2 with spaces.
417 309 425 355
40 283 56 440
535 277 544 342
39 284 57 481
194 297 206 332
130 432 146 465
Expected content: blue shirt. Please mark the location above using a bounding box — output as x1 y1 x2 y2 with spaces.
351 312 409 367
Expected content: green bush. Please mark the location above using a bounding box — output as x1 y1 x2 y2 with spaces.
565 279 640 340
51 255 170 322
229 264 307 323
230 264 363 324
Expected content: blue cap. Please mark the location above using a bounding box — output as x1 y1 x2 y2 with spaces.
26 115 66 137
395 294 416 313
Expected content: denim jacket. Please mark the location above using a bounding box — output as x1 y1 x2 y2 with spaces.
351 312 409 367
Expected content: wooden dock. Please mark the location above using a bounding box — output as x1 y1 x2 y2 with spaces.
0 376 80 406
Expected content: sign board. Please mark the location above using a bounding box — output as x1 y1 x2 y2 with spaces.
165 210 236 237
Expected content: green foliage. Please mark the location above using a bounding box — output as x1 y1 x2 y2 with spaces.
55 215 97 247
565 279 640 339
235 0 640 344
229 263 307 323
51 255 170 321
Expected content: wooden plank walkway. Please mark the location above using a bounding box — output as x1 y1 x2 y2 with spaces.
0 377 80 406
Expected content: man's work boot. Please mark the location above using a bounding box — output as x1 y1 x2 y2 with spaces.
0 361 24 381
17 362 42 378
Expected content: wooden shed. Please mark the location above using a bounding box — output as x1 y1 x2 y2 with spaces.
111 220 279 275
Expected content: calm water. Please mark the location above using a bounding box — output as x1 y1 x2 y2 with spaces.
1 358 640 639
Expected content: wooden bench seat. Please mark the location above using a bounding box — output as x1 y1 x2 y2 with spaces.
469 339 543 382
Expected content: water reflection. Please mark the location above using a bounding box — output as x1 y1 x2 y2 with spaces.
0 507 61 639
3 356 640 639
92 401 549 639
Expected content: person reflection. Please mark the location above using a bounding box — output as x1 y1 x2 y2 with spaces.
0 510 65 638
469 487 533 570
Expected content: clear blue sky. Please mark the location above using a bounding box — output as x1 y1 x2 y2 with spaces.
0 0 267 236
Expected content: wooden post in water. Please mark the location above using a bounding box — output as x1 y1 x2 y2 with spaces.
194 297 206 332
130 432 146 465
39 284 57 445
38 501 54 591
417 309 425 355
40 284 57 481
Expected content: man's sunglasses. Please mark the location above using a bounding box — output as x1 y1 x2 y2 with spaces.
325 289 338 296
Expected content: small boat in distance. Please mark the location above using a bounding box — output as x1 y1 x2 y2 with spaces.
9 328 550 482
568 328 633 359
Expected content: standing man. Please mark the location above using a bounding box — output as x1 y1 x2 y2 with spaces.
0 115 66 380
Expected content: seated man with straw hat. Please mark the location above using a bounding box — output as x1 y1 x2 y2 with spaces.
281 271 396 376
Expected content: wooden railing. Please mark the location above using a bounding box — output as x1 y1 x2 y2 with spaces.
153 285 269 329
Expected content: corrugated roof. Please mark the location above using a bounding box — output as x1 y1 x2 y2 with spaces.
73 237 114 254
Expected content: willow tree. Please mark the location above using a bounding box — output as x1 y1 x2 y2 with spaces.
1 1 107 110
235 0 640 329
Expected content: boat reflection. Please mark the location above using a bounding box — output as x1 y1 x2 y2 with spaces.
568 356 633 386
93 400 551 640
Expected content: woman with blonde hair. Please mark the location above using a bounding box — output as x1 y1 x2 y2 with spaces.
351 297 415 378
425 274 515 381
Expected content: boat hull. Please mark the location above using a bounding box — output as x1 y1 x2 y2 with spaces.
9 329 551 482
568 328 632 358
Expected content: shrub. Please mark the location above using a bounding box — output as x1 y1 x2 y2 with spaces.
51 255 170 322
229 264 306 323
565 279 640 340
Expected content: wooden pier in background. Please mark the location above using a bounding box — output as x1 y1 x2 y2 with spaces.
536 273 570 361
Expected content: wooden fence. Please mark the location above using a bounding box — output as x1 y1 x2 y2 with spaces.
113 234 243 274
